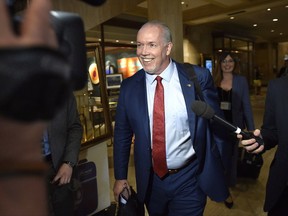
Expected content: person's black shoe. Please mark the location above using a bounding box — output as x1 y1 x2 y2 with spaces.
224 200 234 209
224 194 234 209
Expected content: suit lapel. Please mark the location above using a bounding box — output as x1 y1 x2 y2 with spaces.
176 63 197 146
133 70 151 146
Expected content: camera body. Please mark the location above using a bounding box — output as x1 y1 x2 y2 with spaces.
0 6 88 121
51 11 88 90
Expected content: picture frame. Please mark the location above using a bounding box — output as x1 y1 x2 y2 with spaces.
106 73 123 89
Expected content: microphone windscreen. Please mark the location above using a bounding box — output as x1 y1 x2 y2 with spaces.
191 101 215 119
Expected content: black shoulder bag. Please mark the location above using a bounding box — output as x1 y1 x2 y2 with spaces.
183 63 204 101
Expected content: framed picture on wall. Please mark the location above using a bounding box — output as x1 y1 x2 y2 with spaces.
106 73 123 89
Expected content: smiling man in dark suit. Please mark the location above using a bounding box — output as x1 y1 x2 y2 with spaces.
113 20 230 216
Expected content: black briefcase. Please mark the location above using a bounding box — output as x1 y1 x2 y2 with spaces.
116 186 145 216
237 147 263 179
74 159 98 216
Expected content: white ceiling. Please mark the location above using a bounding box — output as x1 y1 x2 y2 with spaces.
162 0 288 42
86 0 288 44
178 0 288 42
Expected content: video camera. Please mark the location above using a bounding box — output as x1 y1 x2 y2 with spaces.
0 0 105 121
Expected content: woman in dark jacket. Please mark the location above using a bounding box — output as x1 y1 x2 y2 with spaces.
213 51 255 208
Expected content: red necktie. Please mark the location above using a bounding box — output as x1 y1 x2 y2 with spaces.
152 76 168 178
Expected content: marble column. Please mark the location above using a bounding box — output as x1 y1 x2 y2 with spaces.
147 0 183 62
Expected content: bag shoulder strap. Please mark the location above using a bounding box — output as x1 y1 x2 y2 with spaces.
183 63 204 101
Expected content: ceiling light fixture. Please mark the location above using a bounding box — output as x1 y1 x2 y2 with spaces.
253 24 257 27
230 16 235 20
273 18 278 22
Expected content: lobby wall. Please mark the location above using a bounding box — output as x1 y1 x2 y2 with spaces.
183 25 214 65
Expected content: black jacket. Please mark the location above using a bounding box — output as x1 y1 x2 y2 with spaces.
261 76 288 211
48 91 83 170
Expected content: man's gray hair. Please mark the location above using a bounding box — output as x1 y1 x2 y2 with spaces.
140 20 172 44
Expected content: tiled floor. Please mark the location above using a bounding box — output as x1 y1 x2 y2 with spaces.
107 89 272 216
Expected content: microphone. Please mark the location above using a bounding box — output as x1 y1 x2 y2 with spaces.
191 100 263 147
78 0 106 6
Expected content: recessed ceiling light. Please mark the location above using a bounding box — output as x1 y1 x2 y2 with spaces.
181 1 185 5
267 8 271 11
230 16 235 20
116 40 119 42
130 41 134 44
271 30 274 33
273 18 278 22
280 33 283 35
253 24 257 27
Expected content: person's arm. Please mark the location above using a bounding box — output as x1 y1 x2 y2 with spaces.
258 80 278 150
0 119 49 215
63 92 83 164
0 0 57 215
52 92 83 185
238 80 278 154
0 0 57 48
238 129 265 154
113 79 134 201
113 179 130 202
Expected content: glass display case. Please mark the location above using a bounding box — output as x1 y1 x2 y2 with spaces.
74 43 140 147
74 43 112 147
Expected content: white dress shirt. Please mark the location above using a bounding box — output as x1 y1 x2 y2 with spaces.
146 60 195 169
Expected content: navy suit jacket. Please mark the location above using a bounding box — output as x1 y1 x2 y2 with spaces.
231 75 255 130
113 61 229 202
261 76 288 211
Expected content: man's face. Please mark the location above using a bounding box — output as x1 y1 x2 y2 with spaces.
136 25 172 75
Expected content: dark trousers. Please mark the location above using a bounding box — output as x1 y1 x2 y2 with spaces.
268 186 288 216
46 160 74 216
145 160 206 216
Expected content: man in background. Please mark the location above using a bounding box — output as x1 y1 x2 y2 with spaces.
239 75 288 216
44 91 82 216
277 54 288 77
